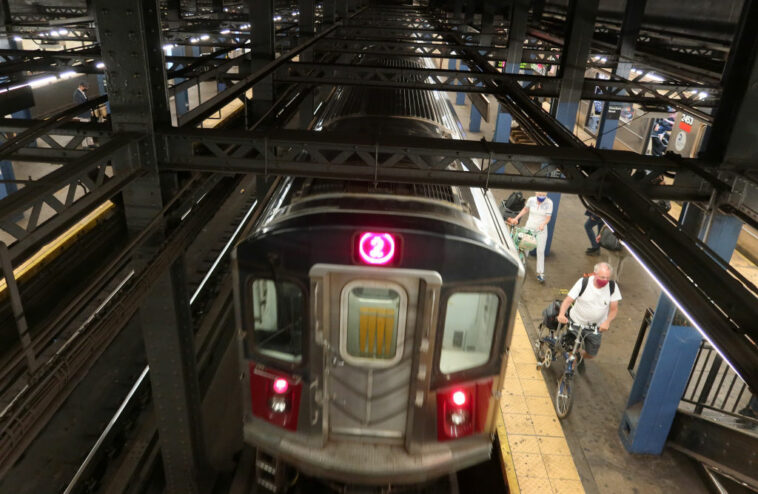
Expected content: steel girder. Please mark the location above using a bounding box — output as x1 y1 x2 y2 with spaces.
276 61 721 109
0 133 138 261
159 127 711 200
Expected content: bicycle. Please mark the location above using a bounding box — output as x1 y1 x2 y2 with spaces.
507 224 538 272
535 319 599 419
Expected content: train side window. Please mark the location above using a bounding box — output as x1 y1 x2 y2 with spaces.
340 280 407 367
439 292 499 374
251 279 304 363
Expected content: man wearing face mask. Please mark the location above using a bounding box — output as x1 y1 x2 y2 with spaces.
556 262 621 371
507 191 552 283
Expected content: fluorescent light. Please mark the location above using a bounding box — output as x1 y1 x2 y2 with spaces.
647 72 664 82
13 36 22 42
59 28 68 35
96 62 105 69
190 37 199 43
200 34 210 41
621 240 746 383
220 29 231 34
28 76 57 88
698 91 708 100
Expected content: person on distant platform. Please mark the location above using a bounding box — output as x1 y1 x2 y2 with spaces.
507 192 553 283
584 210 603 256
73 81 94 147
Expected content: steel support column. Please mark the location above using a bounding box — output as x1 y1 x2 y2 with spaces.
493 106 513 144
596 0 646 150
479 0 495 47
505 0 529 74
531 0 546 23
549 0 599 255
704 0 758 164
300 0 315 36
247 0 275 127
0 242 37 372
555 0 599 128
93 1 207 492
322 0 336 27
166 0 180 22
299 0 315 130
619 204 743 454
464 0 476 26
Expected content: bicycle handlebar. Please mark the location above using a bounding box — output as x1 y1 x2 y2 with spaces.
566 319 599 335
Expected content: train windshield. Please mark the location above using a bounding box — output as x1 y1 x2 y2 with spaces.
340 280 407 366
439 292 500 374
250 279 304 363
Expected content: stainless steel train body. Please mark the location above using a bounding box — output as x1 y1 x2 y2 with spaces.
233 56 524 486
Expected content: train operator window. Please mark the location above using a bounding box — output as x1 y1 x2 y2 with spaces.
439 292 499 374
250 279 304 363
340 280 407 367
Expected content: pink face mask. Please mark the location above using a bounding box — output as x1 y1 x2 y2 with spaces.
594 278 609 288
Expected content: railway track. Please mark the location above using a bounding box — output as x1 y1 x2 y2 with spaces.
47 175 280 494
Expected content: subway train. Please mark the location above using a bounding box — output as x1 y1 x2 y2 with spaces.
232 55 524 488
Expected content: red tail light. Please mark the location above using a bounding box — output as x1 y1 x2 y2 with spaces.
249 364 301 431
437 380 493 441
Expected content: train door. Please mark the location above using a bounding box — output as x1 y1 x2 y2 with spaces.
310 264 442 442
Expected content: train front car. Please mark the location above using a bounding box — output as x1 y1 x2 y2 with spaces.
233 56 523 487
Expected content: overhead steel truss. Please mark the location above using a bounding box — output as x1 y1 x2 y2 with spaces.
159 126 715 201
277 61 721 109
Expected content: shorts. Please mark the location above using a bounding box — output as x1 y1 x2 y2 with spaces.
583 333 602 357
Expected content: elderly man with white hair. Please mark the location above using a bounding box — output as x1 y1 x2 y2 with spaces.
557 262 621 371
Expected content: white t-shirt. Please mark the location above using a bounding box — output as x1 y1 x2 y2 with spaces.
524 196 553 229
568 276 622 326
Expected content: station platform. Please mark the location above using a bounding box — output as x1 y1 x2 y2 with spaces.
445 91 732 494
498 313 584 494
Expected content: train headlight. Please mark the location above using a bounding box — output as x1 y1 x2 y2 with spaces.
269 396 288 414
449 409 470 426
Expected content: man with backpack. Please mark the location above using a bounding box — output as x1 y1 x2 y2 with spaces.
556 262 622 371
506 191 553 283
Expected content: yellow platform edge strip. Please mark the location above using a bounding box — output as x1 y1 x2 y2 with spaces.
0 201 115 293
497 412 520 494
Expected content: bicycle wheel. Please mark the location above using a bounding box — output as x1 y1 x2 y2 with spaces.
535 324 553 369
555 374 574 419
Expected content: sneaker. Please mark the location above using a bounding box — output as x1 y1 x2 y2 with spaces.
537 274 545 283
585 247 600 256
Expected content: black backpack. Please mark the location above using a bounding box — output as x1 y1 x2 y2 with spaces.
598 227 622 251
541 299 562 330
504 191 525 211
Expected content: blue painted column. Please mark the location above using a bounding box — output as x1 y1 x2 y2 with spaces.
596 102 624 150
619 206 743 454
1 109 32 203
97 74 110 114
469 105 482 132
493 106 512 145
455 62 466 106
